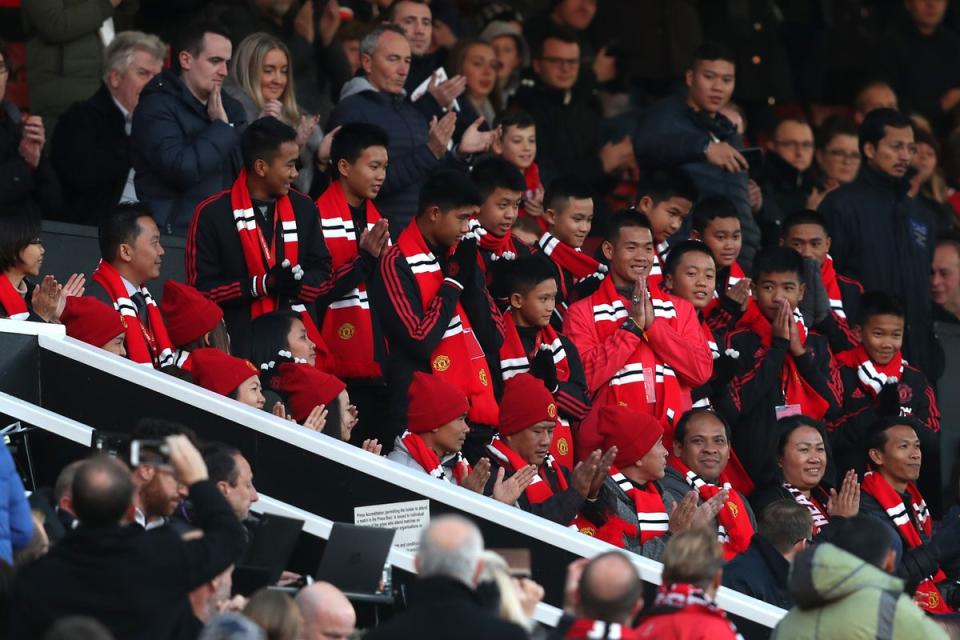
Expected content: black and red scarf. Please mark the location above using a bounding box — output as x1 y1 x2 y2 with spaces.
0 275 29 320
92 260 174 367
396 221 499 425
835 344 903 397
400 429 471 485
782 482 830 535
861 470 952 613
821 254 846 320
648 583 743 640
537 230 607 307
669 457 754 560
520 163 548 232
316 181 383 379
471 218 524 266
596 467 669 546
645 239 671 291
487 435 571 512
565 619 641 639
703 261 747 317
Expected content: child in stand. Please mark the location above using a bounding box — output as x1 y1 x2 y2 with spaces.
634 168 697 290
470 157 535 287
493 110 544 230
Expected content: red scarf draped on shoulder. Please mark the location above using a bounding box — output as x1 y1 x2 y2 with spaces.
583 468 668 547
396 221 499 425
735 302 830 419
488 436 571 512
861 470 952 613
520 163 548 232
703 261 747 317
92 260 174 367
669 457 754 560
316 181 383 379
471 218 525 269
821 254 846 319
400 430 471 485
231 170 330 370
0 276 29 320
537 231 607 307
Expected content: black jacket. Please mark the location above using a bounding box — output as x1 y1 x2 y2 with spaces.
820 165 941 380
814 273 863 355
364 576 528 640
52 83 132 226
483 456 599 527
757 152 820 246
0 101 61 212
722 534 793 610
10 480 245 640
132 70 246 236
184 186 333 358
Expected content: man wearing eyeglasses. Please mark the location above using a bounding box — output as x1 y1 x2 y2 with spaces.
820 108 942 382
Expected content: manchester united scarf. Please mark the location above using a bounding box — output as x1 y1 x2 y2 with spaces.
92 260 174 367
498 309 570 382
400 429 471 485
0 275 29 320
650 583 744 639
835 345 903 397
783 482 830 535
645 239 671 291
821 254 846 319
608 468 669 544
487 435 568 506
565 619 641 639
704 261 747 317
537 230 607 307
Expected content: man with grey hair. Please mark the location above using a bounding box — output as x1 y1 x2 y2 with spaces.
365 515 527 639
52 30 165 225
296 581 356 640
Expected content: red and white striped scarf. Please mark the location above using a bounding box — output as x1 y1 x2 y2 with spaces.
835 345 904 397
612 468 669 543
487 435 568 507
472 218 523 264
645 239 671 291
861 470 952 613
0 276 29 320
703 261 747 317
783 482 830 535
649 583 744 640
537 230 607 307
400 430 471 485
316 181 383 379
821 254 846 320
92 260 174 367
565 619 641 639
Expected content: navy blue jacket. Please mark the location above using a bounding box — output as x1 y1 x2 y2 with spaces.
633 94 761 270
820 165 941 380
0 441 32 565
722 534 793 610
132 70 246 236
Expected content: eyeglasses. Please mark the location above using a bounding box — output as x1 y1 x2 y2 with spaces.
882 141 918 155
775 140 814 151
826 149 861 163
540 56 579 68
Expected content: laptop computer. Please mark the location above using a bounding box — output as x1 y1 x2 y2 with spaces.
315 523 396 598
233 513 304 596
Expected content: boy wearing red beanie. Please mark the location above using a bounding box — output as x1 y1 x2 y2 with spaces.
160 280 229 370
60 296 128 356
484 374 615 526
190 348 265 410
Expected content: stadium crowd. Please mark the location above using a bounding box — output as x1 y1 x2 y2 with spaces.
2 0 960 638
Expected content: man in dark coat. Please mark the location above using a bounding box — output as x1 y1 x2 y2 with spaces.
10 436 246 640
757 119 821 246
132 21 246 236
364 515 527 640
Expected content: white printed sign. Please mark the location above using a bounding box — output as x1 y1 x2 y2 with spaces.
354 499 431 552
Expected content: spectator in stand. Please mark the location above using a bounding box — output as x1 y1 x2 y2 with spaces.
634 527 743 639
201 444 258 531
11 436 246 639
820 108 941 381
244 590 300 640
551 551 644 640
859 417 960 612
476 550 544 633
160 280 231 370
491 110 543 229
722 499 813 609
200 613 265 640
186 117 333 359
0 440 32 565
187 567 237 634
511 28 633 191
129 422 196 530
132 20 246 237
933 237 960 323
932 237 960 497
190 348 265 410
364 515 528 640
853 81 899 124
59 296 127 357
295 581 356 640
633 167 697 290
249 310 319 373
633 41 761 271
52 31 164 226
21 0 138 134
385 0 457 105
446 39 501 136
480 20 530 110
813 116 861 192
338 20 368 76
773 515 949 640
470 157 535 281
911 125 957 237
757 119 823 246
751 416 860 540
0 43 61 212
329 24 493 237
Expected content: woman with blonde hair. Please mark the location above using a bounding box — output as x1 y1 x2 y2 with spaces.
476 551 545 636
226 33 334 193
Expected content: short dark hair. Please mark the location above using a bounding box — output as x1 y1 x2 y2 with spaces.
690 41 735 68
603 209 652 244
856 291 905 326
781 210 829 239
203 443 242 486
242 117 298 172
502 256 558 296
816 115 859 151
858 108 912 156
578 552 643 623
636 168 698 206
544 177 593 213
176 19 231 58
494 110 536 132
663 240 715 277
673 408 731 445
690 195 739 235
752 246 803 281
535 26 579 59
0 209 41 272
471 157 526 200
330 122 390 176
250 309 302 370
98 202 155 263
72 455 135 528
830 515 894 569
776 415 829 460
759 500 813 554
865 416 923 458
418 169 482 215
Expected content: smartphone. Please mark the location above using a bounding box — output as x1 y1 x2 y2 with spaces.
129 439 170 467
741 147 764 179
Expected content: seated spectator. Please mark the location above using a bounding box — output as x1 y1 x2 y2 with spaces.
329 25 492 237
51 461 84 535
757 118 821 245
338 20 368 76
661 409 755 559
446 38 500 131
552 551 644 640
492 110 543 229
477 550 545 632
813 116 861 191
853 81 900 124
10 436 246 638
634 527 742 639
295 581 356 640
831 292 940 479
632 41 761 271
0 43 60 212
129 421 196 530
484 373 613 526
566 212 712 449
160 280 231 370
751 416 859 539
60 296 127 357
186 117 333 359
722 499 812 609
89 203 175 368
188 566 236 633
385 0 459 108
911 126 957 237
932 237 960 497
201 444 259 526
480 20 530 109
472 157 535 285
933 237 960 323
243 589 300 640
0 440 32 565
780 210 862 353
51 31 165 226
716 246 839 487
199 613 264 640
634 168 697 290
132 20 246 236
369 170 502 455
773 515 949 639
250 310 319 371
190 348 265 410
365 515 527 640
536 179 603 328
